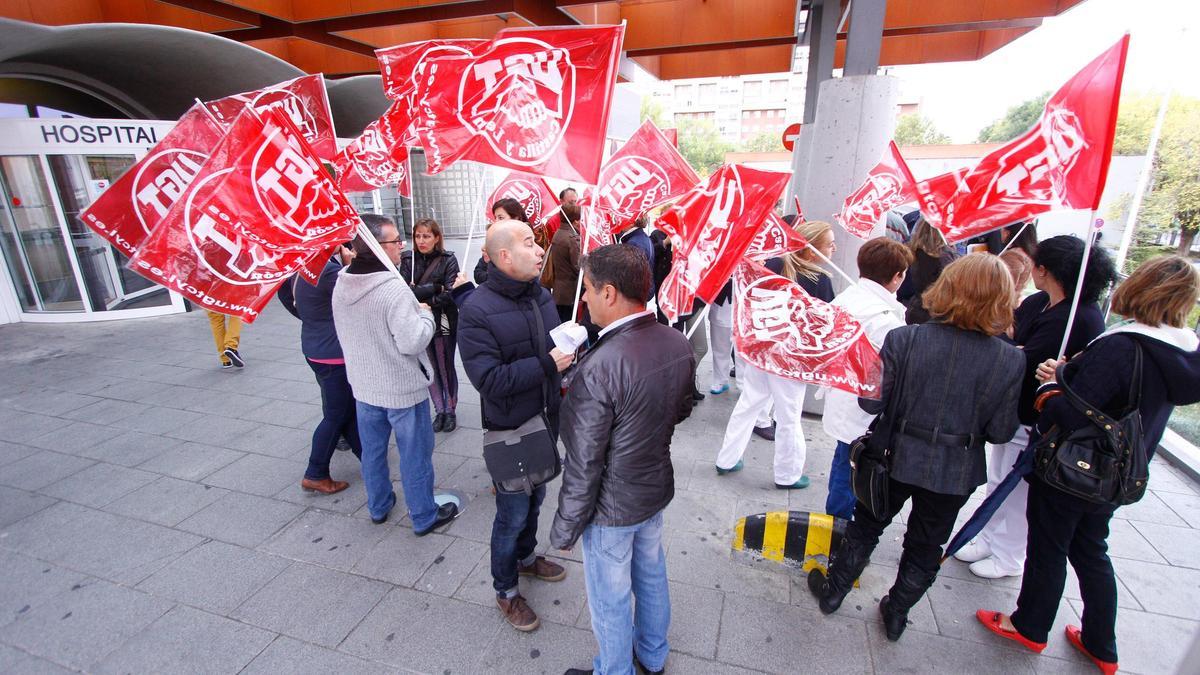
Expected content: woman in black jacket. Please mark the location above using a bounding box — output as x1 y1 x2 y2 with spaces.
808 254 1024 641
979 255 1200 674
898 217 959 324
400 218 462 432
956 236 1118 579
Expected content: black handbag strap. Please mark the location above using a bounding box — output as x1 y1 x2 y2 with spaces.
875 325 920 459
1055 339 1143 430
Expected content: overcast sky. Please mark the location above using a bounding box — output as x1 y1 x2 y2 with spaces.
888 0 1197 143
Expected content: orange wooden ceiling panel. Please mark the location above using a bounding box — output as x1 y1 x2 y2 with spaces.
882 0 1077 28
219 0 294 21
337 15 509 46
561 2 620 25
290 0 463 22
620 0 794 51
245 36 293 61
283 35 379 74
107 0 248 32
833 27 1039 68
646 44 794 80
0 0 104 24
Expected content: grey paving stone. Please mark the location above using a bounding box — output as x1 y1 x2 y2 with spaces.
272 469 369 515
260 509 389 571
232 562 389 648
0 501 202 585
165 414 262 447
474 617 596 674
91 604 275 675
659 651 767 674
0 410 63 444
0 450 94 491
415 537 489 597
0 484 56 528
665 582 724 659
1146 461 1200 496
352 528 455 587
94 380 172 405
0 550 88 627
1112 490 1189 527
38 460 157 508
2 578 173 671
241 635 400 675
1064 604 1197 674
716 593 871 673
6 390 100 417
438 457 495 495
1113 557 1200 620
58 397 147 425
1153 489 1200 529
136 540 291 614
866 624 1038 674
224 422 312 458
341 587 501 672
787 561 946 639
75 430 184 467
442 490 500 543
237 398 323 428
686 460 790 506
0 439 37 467
456 555 586 627
176 490 304 547
1129 520 1200 569
26 421 125 455
121 405 205 435
663 488 738 536
104 476 229 526
201 453 306 496
135 441 244 481
664 529 792 602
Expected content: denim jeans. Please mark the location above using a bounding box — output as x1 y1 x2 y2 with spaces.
356 399 438 530
491 484 545 595
582 510 670 675
825 440 856 520
304 360 361 480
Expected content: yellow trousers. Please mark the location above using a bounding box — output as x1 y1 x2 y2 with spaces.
206 310 241 363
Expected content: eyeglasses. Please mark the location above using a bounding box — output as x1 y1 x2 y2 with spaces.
377 239 403 245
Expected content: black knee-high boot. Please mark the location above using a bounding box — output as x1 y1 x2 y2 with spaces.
879 554 938 641
807 536 874 614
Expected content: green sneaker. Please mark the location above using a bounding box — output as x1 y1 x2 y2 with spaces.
715 460 744 475
775 475 811 489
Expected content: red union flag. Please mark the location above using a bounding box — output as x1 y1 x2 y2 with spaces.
378 39 488 147
663 128 679 147
733 261 882 398
130 108 358 322
656 164 791 322
912 168 968 231
414 25 625 183
579 205 614 255
836 141 918 240
931 36 1129 243
81 104 225 257
485 171 560 226
334 100 414 194
746 212 809 262
585 120 700 219
205 74 337 161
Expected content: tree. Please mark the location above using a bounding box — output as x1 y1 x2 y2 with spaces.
676 118 733 177
740 131 784 153
640 97 668 129
1126 95 1200 255
976 92 1051 143
893 113 950 146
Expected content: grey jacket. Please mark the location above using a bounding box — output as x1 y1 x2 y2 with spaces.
862 323 1023 496
550 314 696 549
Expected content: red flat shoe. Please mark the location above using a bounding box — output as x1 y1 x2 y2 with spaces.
975 610 1047 654
1065 625 1118 674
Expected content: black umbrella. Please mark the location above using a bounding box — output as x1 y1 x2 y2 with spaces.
942 432 1038 563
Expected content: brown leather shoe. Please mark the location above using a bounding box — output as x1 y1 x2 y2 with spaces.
497 594 540 632
301 478 349 494
518 555 567 582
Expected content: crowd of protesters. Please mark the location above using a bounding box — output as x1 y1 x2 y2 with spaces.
269 197 1200 675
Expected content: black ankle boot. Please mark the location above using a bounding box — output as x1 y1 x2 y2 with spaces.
432 413 445 432
879 558 938 641
442 412 457 432
807 537 873 615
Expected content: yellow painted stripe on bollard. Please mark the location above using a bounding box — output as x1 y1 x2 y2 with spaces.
761 511 788 562
732 517 745 551
804 512 835 563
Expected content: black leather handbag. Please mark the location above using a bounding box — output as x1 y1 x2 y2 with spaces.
481 299 561 495
848 329 917 521
1034 342 1148 506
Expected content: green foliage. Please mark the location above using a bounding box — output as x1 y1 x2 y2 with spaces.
1132 96 1200 254
676 119 734 177
976 92 1051 143
740 131 784 153
893 113 950 146
640 97 668 129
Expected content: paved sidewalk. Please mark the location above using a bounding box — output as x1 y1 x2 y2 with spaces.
1 304 1198 674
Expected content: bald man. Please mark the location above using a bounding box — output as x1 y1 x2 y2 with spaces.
456 219 573 633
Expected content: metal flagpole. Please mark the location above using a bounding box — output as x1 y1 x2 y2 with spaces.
1115 91 1171 274
1058 209 1100 359
998 221 1030 255
684 305 711 340
356 221 407 282
805 244 858 288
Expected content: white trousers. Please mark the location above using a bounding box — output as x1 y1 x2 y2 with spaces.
977 425 1031 572
708 301 734 390
734 354 773 427
715 362 807 484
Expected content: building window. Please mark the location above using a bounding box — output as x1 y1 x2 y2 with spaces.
699 83 717 102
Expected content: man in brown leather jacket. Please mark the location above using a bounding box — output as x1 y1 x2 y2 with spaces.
551 244 695 675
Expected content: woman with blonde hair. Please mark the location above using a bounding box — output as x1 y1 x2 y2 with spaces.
770 219 837 302
979 255 1200 673
809 254 1024 642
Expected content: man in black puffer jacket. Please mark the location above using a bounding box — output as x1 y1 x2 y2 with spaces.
456 220 573 634
551 245 695 675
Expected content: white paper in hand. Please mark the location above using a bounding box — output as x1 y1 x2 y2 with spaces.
550 321 588 353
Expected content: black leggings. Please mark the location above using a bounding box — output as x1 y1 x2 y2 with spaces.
304 360 361 480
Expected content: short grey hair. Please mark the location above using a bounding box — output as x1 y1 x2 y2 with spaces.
353 213 396 259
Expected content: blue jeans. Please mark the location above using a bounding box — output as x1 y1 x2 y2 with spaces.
582 510 670 675
491 485 545 595
826 440 856 521
356 399 438 530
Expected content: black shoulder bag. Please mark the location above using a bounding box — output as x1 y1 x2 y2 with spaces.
481 300 562 495
1033 341 1148 506
848 328 918 521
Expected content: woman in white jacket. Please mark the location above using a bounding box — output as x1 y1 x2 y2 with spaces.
821 238 914 519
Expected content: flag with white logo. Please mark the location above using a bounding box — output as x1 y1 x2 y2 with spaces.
583 120 700 227
485 170 560 228
836 141 918 240
745 212 809 262
81 104 225 258
205 74 338 161
333 100 414 195
925 36 1129 243
733 260 882 398
655 164 791 323
412 25 625 183
130 108 358 321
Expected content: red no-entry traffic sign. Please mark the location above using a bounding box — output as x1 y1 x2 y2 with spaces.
782 123 802 152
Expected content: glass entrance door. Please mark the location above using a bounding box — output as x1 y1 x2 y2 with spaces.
0 155 84 312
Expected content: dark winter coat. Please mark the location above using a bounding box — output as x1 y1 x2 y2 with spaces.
400 249 460 335
276 258 344 360
1011 291 1106 425
899 248 959 324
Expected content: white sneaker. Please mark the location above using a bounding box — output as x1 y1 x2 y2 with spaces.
969 557 1022 579
953 539 993 563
